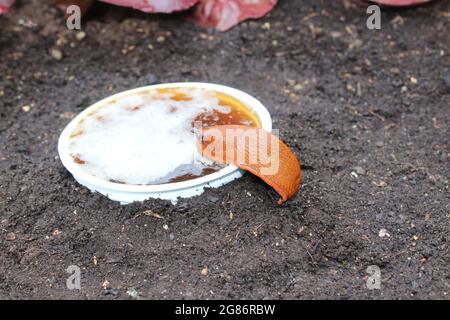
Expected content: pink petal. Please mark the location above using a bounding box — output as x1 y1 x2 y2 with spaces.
371 0 431 6
0 0 15 14
192 0 278 31
99 0 200 13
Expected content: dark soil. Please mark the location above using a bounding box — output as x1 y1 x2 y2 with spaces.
0 0 449 300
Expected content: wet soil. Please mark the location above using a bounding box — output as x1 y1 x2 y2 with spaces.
0 0 449 299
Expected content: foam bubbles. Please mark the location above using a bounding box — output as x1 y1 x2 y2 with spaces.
69 88 230 185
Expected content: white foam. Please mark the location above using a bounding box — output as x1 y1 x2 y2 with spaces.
69 88 230 185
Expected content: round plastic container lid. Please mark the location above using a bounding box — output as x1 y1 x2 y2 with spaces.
58 82 272 204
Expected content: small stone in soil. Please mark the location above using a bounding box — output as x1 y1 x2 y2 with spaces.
60 111 75 119
75 31 86 41
354 166 366 175
6 232 16 241
261 22 271 30
390 67 400 75
286 79 296 86
201 266 208 276
50 48 63 60
143 210 163 219
102 279 110 289
373 180 387 187
378 228 390 238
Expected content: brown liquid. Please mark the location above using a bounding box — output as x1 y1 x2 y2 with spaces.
193 91 259 128
70 87 260 185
